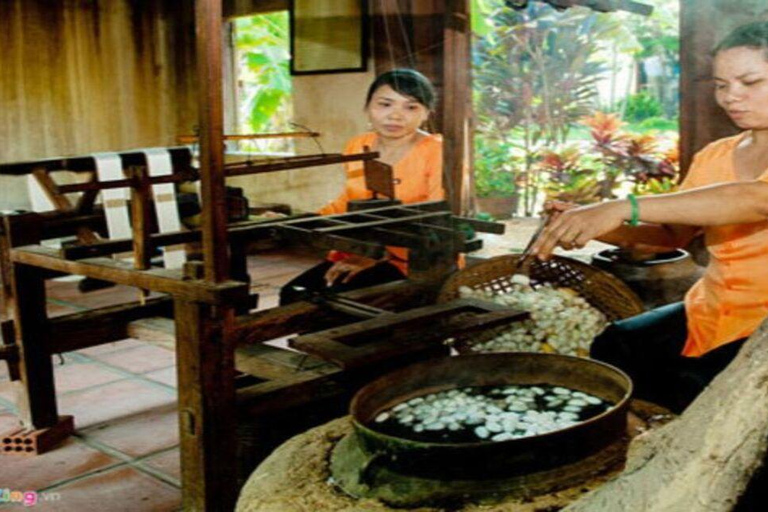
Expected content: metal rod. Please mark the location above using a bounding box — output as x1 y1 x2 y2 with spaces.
177 131 321 144
224 152 379 177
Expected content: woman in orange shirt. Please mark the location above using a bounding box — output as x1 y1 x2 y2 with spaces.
531 22 768 412
280 69 443 305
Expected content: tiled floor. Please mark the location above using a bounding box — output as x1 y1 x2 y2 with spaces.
0 248 321 512
0 228 606 511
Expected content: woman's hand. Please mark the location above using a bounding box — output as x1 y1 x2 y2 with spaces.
532 200 630 260
543 200 578 220
324 256 380 286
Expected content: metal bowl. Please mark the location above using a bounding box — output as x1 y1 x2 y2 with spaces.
349 353 632 480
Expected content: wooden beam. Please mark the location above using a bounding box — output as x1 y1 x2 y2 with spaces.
10 245 248 305
443 0 472 214
196 0 230 283
0 148 193 176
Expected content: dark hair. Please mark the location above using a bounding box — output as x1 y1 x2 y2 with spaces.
365 69 437 110
714 21 768 59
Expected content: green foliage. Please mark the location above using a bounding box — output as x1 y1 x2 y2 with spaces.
472 1 627 215
634 116 678 133
234 13 292 135
621 91 663 122
474 137 520 198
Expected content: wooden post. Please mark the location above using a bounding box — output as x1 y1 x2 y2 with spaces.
195 0 230 283
128 166 153 271
175 299 238 511
442 0 472 215
1 213 44 383
11 261 58 429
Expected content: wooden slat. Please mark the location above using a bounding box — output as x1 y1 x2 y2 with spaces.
233 280 433 346
10 245 248 305
289 299 510 369
48 297 173 353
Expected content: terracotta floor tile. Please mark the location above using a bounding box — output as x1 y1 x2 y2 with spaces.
0 380 20 408
58 380 175 430
142 448 180 482
81 401 179 458
36 466 180 511
76 338 149 358
144 367 177 388
87 344 175 375
0 433 117 491
54 361 125 395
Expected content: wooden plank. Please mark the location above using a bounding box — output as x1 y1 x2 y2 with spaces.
48 297 173 353
196 0 229 284
174 299 238 512
30 168 100 244
10 245 248 305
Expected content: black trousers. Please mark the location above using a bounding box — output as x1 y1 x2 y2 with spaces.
590 302 746 413
279 260 406 306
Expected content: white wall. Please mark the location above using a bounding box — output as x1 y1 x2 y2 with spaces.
227 65 376 212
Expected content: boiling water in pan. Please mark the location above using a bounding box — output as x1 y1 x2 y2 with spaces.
369 384 612 444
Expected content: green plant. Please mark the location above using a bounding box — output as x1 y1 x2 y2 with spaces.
538 146 605 204
621 91 663 122
234 13 292 135
473 1 621 215
540 112 679 204
474 138 520 198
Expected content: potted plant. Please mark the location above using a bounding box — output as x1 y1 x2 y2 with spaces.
474 138 520 219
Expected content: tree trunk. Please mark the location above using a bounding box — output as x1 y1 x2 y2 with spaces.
565 318 768 512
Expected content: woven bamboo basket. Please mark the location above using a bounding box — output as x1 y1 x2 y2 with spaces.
438 254 645 355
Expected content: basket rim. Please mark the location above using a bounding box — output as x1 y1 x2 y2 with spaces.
438 253 645 318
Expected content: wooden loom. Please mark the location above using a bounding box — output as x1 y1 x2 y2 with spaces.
0 3 507 511
0 141 503 512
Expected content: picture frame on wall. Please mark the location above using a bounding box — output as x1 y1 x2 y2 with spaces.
290 0 368 75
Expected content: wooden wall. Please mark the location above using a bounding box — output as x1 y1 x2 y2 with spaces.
680 0 768 173
0 0 198 165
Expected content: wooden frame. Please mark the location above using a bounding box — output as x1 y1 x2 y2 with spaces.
0 1 490 510
289 0 368 75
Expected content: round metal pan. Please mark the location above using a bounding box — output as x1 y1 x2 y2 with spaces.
349 353 632 480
